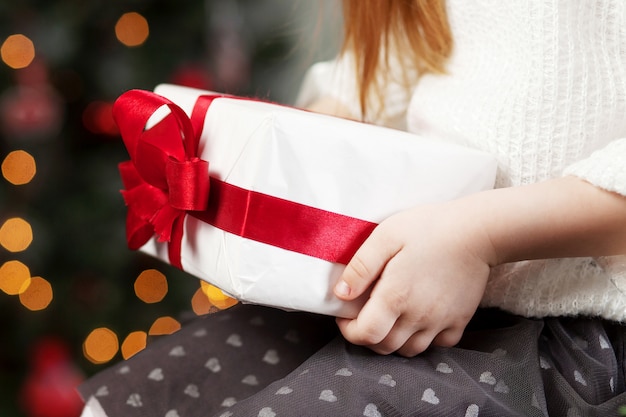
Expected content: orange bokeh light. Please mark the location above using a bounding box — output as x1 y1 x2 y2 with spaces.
19 276 53 311
1 34 35 69
134 269 168 303
0 260 31 295
191 287 213 316
115 12 149 47
0 217 33 252
121 331 147 359
148 316 181 336
2 150 36 185
83 327 119 364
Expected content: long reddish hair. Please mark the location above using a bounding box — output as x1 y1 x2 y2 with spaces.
341 0 453 118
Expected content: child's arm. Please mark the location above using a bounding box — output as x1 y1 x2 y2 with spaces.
334 175 626 357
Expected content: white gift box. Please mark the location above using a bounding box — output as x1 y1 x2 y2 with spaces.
130 84 497 318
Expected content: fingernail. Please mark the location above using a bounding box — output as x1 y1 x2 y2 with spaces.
335 280 351 297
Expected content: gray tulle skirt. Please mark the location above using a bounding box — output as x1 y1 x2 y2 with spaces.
78 304 626 416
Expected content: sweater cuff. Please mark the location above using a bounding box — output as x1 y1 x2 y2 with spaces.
563 138 626 196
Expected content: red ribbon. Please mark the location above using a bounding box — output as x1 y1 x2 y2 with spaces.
115 89 377 269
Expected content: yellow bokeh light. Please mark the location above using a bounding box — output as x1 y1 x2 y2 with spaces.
0 260 31 295
0 217 33 252
1 34 35 69
19 276 53 311
2 150 36 185
121 331 147 360
148 316 181 336
115 12 149 47
134 269 168 303
199 281 238 310
83 327 119 364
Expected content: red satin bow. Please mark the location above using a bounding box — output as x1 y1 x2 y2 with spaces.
115 89 215 268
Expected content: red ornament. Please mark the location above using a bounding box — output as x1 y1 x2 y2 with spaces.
19 337 85 417
169 63 214 90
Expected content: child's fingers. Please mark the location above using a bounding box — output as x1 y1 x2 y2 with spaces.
334 227 400 301
335 296 398 346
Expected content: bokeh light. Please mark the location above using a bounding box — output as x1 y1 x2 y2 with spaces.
0 260 31 295
200 281 238 310
115 12 149 47
2 150 36 185
121 331 147 360
1 34 35 69
148 316 181 336
82 101 118 136
83 327 119 364
18 276 53 311
134 269 168 303
0 217 33 252
191 287 213 315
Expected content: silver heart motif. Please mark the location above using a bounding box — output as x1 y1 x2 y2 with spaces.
335 368 353 376
464 404 479 417
494 379 510 394
148 368 164 381
263 349 280 365
275 386 293 395
242 374 259 385
126 393 142 407
193 328 207 337
95 386 109 397
479 371 496 385
363 403 382 417
184 384 200 398
319 389 338 402
436 362 453 374
169 346 186 357
226 334 243 347
258 407 276 417
165 410 180 417
205 357 222 373
221 397 237 407
492 348 507 357
117 365 130 375
599 335 610 349
421 388 440 405
574 370 587 386
378 374 396 387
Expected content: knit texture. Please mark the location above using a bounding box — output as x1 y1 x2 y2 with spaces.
296 0 626 321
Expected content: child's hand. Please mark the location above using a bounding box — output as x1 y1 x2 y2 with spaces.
334 200 495 357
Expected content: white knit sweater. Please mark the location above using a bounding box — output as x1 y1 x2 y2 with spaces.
296 0 626 322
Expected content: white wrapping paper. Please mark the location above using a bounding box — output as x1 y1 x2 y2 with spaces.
139 84 497 318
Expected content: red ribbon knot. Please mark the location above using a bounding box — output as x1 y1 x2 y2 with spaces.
114 89 216 268
166 157 210 211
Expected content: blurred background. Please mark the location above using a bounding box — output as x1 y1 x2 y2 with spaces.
0 1 341 416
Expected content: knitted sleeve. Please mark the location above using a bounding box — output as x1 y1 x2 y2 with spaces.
563 138 626 197
294 52 415 130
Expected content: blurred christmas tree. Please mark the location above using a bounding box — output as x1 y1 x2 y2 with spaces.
0 1 341 416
